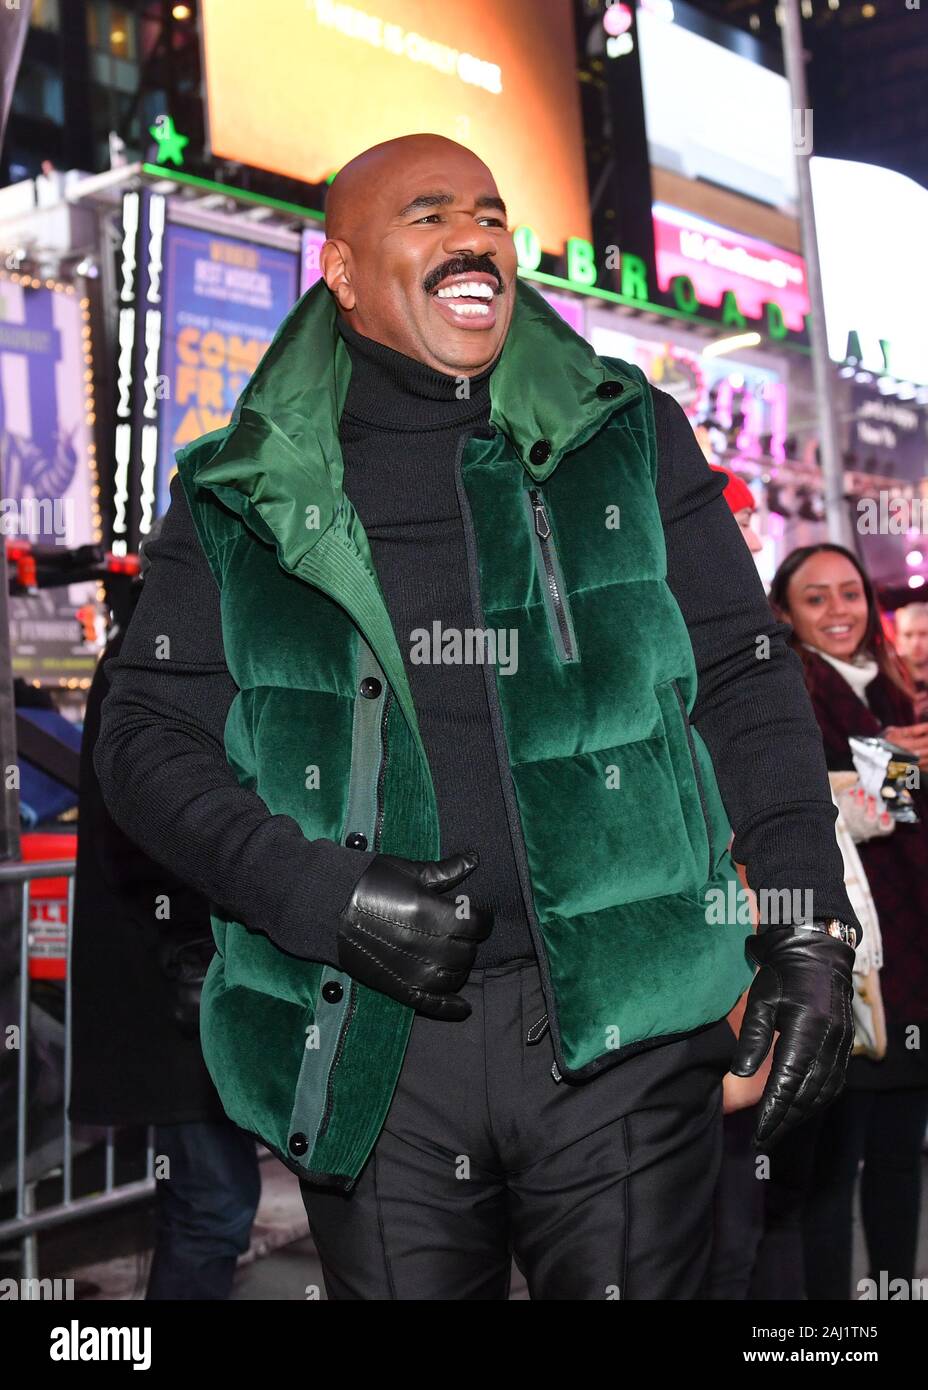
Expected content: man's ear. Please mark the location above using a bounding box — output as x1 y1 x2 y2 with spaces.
320 239 356 311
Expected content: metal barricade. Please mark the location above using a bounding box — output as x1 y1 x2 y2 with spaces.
0 859 156 1286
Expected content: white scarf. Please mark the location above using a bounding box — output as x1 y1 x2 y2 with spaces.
802 643 879 708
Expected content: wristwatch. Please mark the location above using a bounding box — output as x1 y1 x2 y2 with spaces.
806 917 858 950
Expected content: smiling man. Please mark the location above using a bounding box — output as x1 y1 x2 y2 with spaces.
95 134 862 1300
321 137 515 371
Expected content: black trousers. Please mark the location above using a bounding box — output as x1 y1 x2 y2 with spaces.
803 1084 928 1299
300 959 736 1299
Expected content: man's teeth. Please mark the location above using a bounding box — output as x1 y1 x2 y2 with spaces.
435 281 494 299
443 301 490 316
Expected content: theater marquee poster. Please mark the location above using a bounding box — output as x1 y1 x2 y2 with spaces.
156 225 299 517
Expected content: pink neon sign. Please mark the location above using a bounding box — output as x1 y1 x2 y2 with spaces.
300 227 326 294
653 203 810 333
540 289 585 337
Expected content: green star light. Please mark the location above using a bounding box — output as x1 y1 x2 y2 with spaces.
149 114 189 167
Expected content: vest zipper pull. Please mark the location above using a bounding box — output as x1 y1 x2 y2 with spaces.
530 490 551 541
527 487 577 663
526 1012 549 1045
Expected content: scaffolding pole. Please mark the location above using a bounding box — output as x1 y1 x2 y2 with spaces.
780 0 854 548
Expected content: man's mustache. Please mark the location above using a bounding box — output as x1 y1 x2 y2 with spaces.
422 256 504 296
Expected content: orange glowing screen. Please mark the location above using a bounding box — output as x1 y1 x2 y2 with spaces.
201 0 591 254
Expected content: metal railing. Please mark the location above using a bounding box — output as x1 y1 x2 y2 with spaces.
0 859 156 1284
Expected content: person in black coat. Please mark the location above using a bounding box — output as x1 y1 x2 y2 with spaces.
770 543 928 1300
68 541 261 1300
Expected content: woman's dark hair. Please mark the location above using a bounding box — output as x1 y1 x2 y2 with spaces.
769 542 914 698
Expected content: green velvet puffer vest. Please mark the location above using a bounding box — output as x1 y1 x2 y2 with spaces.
174 276 754 1189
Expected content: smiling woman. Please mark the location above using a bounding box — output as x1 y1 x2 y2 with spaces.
769 544 910 684
769 541 928 1301
775 546 871 662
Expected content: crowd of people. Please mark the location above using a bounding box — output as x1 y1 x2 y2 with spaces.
705 471 928 1300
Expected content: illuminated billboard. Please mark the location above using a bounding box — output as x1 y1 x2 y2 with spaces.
637 0 798 213
588 317 787 462
810 156 928 389
201 0 591 254
653 204 809 333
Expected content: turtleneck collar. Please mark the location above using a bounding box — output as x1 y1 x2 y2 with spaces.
336 313 497 432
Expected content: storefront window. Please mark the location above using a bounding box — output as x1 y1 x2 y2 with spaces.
109 6 135 61
11 64 64 124
30 0 61 32
86 1 137 62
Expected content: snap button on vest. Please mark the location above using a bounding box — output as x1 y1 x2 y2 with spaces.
597 380 624 399
322 981 344 1003
345 831 368 849
288 1132 308 1156
359 676 381 698
529 439 551 466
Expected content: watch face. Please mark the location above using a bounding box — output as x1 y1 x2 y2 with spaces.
826 920 856 947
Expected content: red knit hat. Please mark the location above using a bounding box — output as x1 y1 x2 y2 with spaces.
709 464 755 514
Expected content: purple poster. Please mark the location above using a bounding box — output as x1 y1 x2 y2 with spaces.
0 276 99 685
157 225 299 516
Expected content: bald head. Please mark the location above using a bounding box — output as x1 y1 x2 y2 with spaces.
319 133 517 375
325 134 491 243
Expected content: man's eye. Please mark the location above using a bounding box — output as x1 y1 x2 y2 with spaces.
411 214 505 227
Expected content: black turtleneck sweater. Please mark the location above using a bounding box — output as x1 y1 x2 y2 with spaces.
94 316 861 978
334 315 533 964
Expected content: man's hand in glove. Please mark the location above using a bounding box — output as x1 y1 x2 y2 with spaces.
729 925 856 1148
337 850 492 1020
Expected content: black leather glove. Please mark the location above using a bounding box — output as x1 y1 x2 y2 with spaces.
337 851 492 1020
730 925 856 1148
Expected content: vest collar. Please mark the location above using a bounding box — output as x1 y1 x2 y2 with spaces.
179 274 641 570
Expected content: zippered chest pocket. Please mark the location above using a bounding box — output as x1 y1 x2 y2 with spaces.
524 487 580 664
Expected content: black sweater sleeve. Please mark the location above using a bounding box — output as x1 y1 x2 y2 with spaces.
93 471 377 965
652 386 862 939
